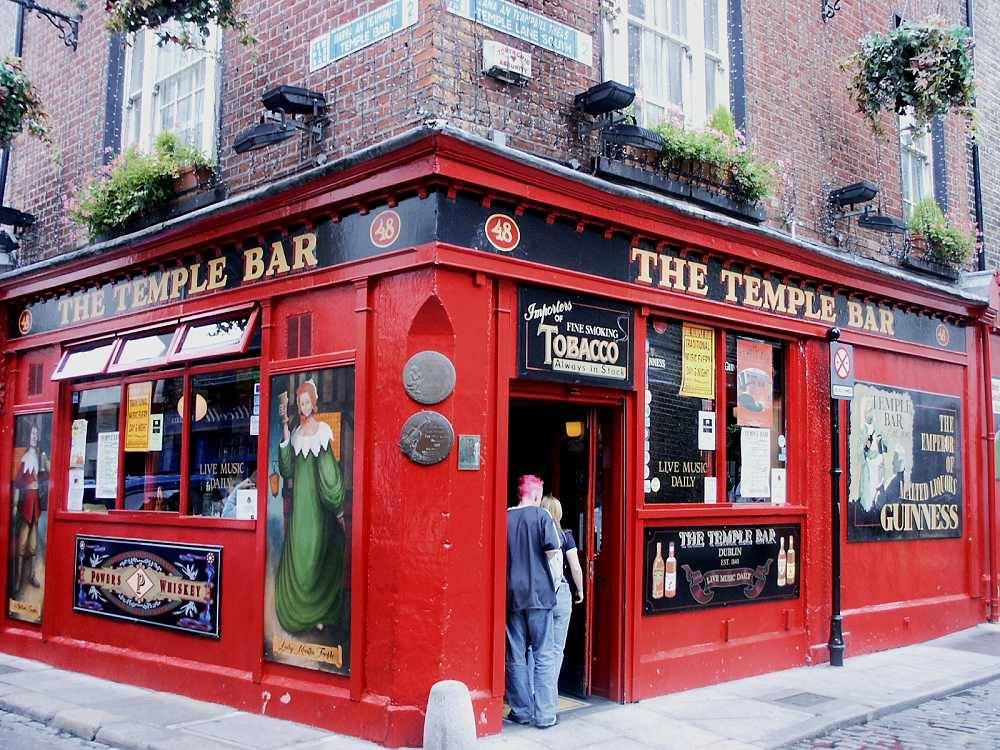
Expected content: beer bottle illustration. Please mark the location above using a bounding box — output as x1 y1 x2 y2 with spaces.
664 542 677 598
651 542 665 599
786 536 796 585
777 537 787 587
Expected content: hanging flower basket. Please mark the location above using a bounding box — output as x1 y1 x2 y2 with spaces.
0 57 50 147
843 18 975 133
104 0 254 47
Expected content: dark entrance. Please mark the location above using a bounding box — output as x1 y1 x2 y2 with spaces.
507 399 621 699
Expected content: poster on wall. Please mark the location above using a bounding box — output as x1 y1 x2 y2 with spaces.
264 367 355 674
73 536 221 636
643 524 800 614
848 383 962 542
679 323 715 399
735 338 773 428
125 382 152 452
7 413 52 624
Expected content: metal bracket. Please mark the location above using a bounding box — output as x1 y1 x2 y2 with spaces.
821 0 841 22
8 0 81 50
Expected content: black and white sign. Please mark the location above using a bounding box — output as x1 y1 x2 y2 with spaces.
518 287 633 389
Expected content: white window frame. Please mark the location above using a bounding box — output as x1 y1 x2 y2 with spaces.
121 28 220 158
899 112 934 219
603 0 730 128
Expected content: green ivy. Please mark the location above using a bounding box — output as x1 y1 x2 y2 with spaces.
104 1 254 47
654 107 775 204
844 19 975 133
71 132 213 240
907 197 973 268
0 57 49 146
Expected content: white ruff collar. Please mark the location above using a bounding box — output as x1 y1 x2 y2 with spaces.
20 449 38 475
290 420 333 458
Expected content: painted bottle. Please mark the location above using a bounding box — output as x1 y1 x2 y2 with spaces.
651 542 665 599
777 537 787 587
664 542 677 598
786 536 796 585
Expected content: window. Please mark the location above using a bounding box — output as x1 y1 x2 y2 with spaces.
69 366 259 517
122 27 220 156
169 311 257 362
899 112 934 219
107 329 173 373
53 341 116 380
605 0 730 127
645 319 788 505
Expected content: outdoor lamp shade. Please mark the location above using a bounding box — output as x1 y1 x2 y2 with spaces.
829 180 878 207
261 85 327 115
233 120 296 154
574 80 635 116
603 123 666 151
0 206 36 228
858 213 908 234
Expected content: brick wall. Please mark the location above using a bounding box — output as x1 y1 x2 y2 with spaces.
1 0 982 271
975 4 1000 269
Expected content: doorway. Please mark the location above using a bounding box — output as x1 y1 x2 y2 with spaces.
507 398 623 701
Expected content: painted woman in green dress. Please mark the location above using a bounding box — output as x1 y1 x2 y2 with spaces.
275 379 346 634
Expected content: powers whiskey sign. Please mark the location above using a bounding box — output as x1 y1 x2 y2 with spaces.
518 286 633 389
74 536 222 637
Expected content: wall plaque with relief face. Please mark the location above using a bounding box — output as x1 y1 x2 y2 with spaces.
403 351 456 405
400 411 454 465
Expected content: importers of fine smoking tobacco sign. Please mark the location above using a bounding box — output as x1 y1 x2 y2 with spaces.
518 286 633 389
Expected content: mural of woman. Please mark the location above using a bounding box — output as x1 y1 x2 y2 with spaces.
12 419 48 596
275 379 346 634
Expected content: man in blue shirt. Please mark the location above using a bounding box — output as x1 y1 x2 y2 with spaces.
506 474 560 728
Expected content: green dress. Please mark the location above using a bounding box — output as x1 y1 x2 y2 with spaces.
275 422 346 634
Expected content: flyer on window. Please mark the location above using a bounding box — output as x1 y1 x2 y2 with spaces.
95 431 119 499
739 427 771 498
735 339 773 428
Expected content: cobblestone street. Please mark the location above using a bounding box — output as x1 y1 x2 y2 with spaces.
789 678 1000 749
0 709 110 750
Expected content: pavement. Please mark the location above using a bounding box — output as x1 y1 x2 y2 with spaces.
2 624 1000 749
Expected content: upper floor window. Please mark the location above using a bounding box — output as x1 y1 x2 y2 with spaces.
899 112 934 219
604 0 730 128
122 28 220 157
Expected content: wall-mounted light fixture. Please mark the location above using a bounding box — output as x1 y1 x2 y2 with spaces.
573 80 665 152
232 85 329 155
829 181 906 235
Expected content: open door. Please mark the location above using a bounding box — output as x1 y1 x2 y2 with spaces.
507 398 624 702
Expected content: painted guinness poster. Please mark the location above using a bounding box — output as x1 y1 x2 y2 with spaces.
74 536 222 637
643 524 800 614
518 286 633 389
848 383 962 542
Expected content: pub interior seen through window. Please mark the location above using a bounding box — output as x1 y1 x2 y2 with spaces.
645 319 787 504
63 310 260 518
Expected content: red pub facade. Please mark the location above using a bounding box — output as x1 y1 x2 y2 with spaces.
0 126 994 747
0 0 997 747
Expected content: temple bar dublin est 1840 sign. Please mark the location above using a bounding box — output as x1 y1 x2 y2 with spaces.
847 384 963 542
74 536 222 637
518 286 633 389
643 524 800 614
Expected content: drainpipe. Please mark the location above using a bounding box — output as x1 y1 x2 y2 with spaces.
0 2 27 208
966 0 987 270
982 319 998 621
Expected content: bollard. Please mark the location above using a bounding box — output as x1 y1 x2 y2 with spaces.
423 680 477 750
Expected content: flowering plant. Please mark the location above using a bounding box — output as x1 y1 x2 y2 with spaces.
71 132 213 240
104 0 254 47
654 107 775 203
844 19 974 133
0 57 49 147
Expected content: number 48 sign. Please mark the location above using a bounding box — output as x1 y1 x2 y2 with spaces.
485 213 520 252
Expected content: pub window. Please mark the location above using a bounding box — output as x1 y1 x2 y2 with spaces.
53 341 116 380
645 319 788 505
59 310 260 520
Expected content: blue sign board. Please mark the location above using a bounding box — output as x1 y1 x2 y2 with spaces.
446 0 592 66
310 0 420 72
